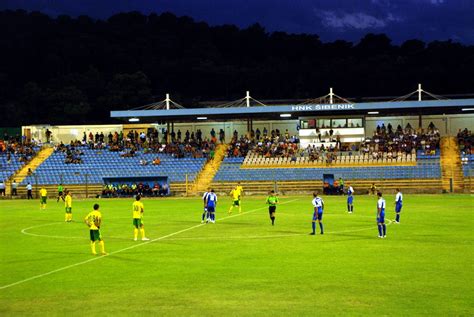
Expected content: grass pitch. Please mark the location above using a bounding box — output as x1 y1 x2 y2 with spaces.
0 194 473 316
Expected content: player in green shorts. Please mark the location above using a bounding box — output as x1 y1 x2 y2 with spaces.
84 204 106 255
39 187 47 210
228 186 242 214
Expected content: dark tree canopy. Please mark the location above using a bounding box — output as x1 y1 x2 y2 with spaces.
1 10 473 126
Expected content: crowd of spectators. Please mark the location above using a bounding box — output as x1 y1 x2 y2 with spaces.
101 182 169 197
227 122 442 164
457 128 473 155
54 141 84 164
227 128 300 158
0 137 37 164
362 122 440 159
77 128 219 160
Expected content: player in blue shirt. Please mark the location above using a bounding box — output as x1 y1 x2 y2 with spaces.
394 188 403 224
377 192 386 238
201 188 210 223
347 184 354 213
310 192 324 235
206 189 218 224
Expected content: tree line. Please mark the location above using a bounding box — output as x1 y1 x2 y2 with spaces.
1 10 473 126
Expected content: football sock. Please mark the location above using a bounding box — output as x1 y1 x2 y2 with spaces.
319 222 324 234
396 214 400 222
140 228 146 238
212 213 215 221
347 204 350 212
202 211 206 221
65 214 68 221
377 225 382 236
90 242 96 254
350 205 353 212
382 224 386 236
312 222 316 234
271 216 275 225
134 228 138 240
99 241 105 254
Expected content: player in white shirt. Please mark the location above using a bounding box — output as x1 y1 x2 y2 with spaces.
377 192 386 238
206 189 218 224
310 192 324 235
394 188 403 223
201 188 210 223
347 185 354 213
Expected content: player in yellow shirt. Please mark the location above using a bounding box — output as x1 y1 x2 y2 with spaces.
64 190 73 222
132 195 150 241
39 187 47 209
84 203 106 255
228 184 243 214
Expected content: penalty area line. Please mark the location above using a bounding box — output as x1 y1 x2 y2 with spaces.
2 198 299 290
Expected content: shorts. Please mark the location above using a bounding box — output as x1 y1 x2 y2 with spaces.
233 200 240 207
269 206 276 214
89 230 102 242
133 218 143 228
395 203 403 213
347 196 353 204
207 206 215 213
58 191 63 196
65 207 72 213
377 212 385 223
313 211 323 221
41 196 47 204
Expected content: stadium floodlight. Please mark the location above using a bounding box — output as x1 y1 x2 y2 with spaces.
280 114 292 118
461 108 474 111
128 118 140 122
197 117 207 120
367 111 379 115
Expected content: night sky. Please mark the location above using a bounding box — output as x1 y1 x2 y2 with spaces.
2 0 474 44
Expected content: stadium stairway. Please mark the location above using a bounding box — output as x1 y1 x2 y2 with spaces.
6 146 54 196
440 137 464 192
191 144 228 194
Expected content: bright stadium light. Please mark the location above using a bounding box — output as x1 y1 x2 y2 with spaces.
197 117 207 120
461 108 474 111
367 111 379 115
128 118 140 122
280 114 292 118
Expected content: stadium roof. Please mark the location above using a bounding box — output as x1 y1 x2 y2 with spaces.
111 98 474 122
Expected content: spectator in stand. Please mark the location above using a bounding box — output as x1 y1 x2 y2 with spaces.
160 183 169 196
219 129 225 143
11 180 18 196
26 182 33 199
0 180 5 196
152 183 160 196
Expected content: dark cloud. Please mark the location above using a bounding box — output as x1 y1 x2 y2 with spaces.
1 0 473 43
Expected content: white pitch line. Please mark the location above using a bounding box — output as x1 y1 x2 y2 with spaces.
2 199 299 290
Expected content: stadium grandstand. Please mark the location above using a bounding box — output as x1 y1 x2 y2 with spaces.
1 86 473 198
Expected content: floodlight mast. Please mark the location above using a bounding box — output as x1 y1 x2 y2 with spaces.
329 87 334 104
166 93 170 110
418 84 422 101
246 91 250 108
